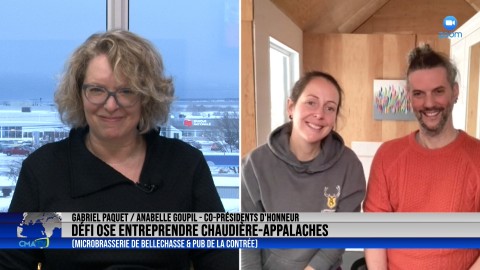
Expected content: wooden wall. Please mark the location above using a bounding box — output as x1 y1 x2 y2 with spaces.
466 43 480 136
303 34 450 147
270 0 476 34
355 0 476 34
241 0 255 157
240 0 473 155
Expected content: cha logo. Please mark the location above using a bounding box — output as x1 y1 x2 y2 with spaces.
19 238 50 249
17 212 62 249
439 16 462 39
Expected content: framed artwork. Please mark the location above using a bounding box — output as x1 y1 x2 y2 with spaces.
373 79 415 121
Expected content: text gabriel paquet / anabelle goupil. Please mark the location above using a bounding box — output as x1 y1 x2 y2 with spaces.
68 212 329 237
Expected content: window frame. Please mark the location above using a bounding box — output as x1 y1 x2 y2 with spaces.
269 37 299 130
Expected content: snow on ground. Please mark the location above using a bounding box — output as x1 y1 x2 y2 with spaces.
0 196 11 212
0 154 239 213
221 198 239 213
0 154 22 212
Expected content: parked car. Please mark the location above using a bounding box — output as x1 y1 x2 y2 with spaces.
0 141 16 153
3 146 32 156
185 140 202 150
0 144 10 153
211 142 225 152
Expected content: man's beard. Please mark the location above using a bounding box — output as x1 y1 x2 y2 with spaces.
415 104 452 136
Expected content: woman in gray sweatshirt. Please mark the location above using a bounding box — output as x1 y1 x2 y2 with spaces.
241 71 366 270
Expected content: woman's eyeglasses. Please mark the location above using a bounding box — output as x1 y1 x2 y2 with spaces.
82 84 140 107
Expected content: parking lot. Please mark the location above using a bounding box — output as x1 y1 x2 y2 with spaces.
0 153 24 211
0 145 239 212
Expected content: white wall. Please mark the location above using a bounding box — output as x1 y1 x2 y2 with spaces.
253 0 303 145
450 12 480 138
351 141 382 183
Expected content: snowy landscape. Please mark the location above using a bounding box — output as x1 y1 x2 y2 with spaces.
0 99 239 212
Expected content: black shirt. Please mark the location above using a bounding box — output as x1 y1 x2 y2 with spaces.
1 127 238 270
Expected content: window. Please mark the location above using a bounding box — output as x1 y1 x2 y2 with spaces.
0 0 239 212
0 1 106 211
130 0 240 211
269 37 299 131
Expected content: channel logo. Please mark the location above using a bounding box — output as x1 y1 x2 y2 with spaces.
439 16 462 39
16 212 60 249
18 238 50 248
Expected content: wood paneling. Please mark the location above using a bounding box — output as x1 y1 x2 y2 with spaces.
270 0 329 30
271 0 389 33
466 43 480 136
241 0 256 157
355 0 476 34
333 0 389 33
380 35 419 142
466 0 480 11
303 34 422 147
242 1 474 155
416 34 451 52
271 0 477 34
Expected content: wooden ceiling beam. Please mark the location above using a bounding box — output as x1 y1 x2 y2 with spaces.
337 0 390 33
465 0 480 11
271 0 477 34
270 0 330 30
304 0 389 33
271 0 390 33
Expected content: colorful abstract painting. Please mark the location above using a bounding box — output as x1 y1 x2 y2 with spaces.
373 79 415 121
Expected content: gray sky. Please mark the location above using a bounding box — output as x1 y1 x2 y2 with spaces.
0 0 239 101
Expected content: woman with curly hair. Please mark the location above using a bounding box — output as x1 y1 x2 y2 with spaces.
1 30 237 270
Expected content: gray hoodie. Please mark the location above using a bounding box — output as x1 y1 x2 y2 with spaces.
241 122 366 270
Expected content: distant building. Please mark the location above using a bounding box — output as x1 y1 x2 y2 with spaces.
0 105 67 145
0 99 239 146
